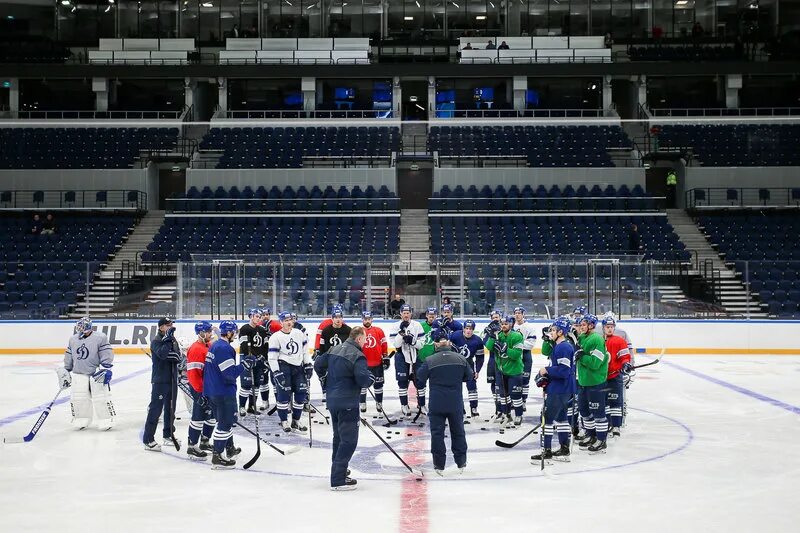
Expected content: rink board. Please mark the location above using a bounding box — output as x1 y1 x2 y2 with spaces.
0 319 799 355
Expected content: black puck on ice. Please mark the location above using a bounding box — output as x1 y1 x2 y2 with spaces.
395 431 400 435
274 433 280 437
387 436 391 439
481 427 487 431
418 424 424 427
407 433 412 436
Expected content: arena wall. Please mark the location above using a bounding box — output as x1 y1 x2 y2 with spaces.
2 319 798 356
433 167 646 191
684 167 800 190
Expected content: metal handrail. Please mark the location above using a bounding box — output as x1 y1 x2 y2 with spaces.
432 108 609 119
220 109 394 120
650 107 800 117
14 109 185 120
0 189 147 210
686 187 800 209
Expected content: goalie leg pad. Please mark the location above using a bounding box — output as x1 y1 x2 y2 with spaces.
70 373 93 429
89 378 115 430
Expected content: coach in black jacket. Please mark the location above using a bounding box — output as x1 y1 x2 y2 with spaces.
417 328 472 474
314 326 374 491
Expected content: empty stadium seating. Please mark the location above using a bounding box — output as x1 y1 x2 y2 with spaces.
430 215 689 261
142 216 400 262
199 126 400 168
699 212 800 318
0 128 179 169
0 213 135 318
429 184 656 211
169 185 398 212
656 124 800 166
428 125 631 167
629 45 737 62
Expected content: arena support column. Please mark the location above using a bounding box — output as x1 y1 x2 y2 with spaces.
8 78 19 117
724 75 741 109
513 76 527 113
302 77 315 113
92 78 108 112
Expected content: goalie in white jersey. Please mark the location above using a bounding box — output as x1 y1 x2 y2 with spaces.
56 317 116 430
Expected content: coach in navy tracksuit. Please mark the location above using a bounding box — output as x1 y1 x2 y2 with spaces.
417 328 473 474
314 326 374 491
143 317 181 450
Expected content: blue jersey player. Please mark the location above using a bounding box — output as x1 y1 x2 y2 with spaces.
449 320 485 417
433 304 463 337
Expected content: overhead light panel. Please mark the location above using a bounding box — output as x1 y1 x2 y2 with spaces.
201 2 214 7
415 1 421 7
476 15 486 20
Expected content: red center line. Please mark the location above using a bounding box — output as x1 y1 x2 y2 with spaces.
398 381 429 533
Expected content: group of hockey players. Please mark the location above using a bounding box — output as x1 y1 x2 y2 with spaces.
54 302 634 470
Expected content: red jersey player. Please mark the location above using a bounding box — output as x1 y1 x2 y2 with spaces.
186 320 216 460
602 316 631 437
358 311 389 413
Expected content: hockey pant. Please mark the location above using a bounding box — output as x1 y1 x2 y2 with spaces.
486 355 501 413
239 357 269 408
272 361 308 423
359 365 384 405
497 373 524 417
464 356 478 409
208 394 236 455
70 373 115 430
330 407 360 487
578 383 608 442
605 374 625 429
394 353 426 408
188 389 215 446
428 409 467 470
521 350 532 404
542 391 571 449
143 381 177 443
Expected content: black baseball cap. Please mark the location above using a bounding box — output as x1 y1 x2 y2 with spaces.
158 317 174 327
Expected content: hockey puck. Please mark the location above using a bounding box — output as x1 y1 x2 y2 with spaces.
415 478 422 482
274 433 280 437
386 436 391 440
499 429 505 434
407 433 412 436
418 424 424 427
481 427 487 431
395 431 400 435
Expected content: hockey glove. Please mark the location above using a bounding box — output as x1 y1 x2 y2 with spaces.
56 367 72 390
542 326 551 339
312 349 320 360
496 342 508 357
574 349 585 362
402 334 415 345
534 373 550 388
304 363 314 381
400 320 410 330
382 357 391 370
91 368 112 385
197 395 209 408
241 355 256 372
621 362 633 374
272 370 290 392
164 326 177 341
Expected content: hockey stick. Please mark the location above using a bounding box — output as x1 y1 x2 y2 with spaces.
306 401 330 424
631 349 665 370
367 388 397 426
243 365 262 469
3 388 64 443
495 422 542 449
168 364 181 452
307 401 313 448
539 392 546 471
234 420 301 456
360 417 424 479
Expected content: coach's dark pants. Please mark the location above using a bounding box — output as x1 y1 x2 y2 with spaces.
428 409 467 470
143 382 176 443
330 407 360 487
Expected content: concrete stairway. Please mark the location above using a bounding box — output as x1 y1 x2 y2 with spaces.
401 123 429 155
398 208 431 271
667 209 766 317
70 211 166 317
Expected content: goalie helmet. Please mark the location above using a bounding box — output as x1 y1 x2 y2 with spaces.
74 316 93 335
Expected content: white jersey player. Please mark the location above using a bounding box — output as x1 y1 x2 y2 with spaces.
388 304 425 415
513 306 538 408
268 313 313 432
56 317 115 430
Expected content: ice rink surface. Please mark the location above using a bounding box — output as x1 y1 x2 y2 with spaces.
1 353 799 533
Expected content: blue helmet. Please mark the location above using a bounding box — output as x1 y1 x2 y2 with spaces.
194 321 213 335
463 319 476 330
601 315 616 327
331 309 344 319
503 315 515 326
513 306 526 314
75 316 93 335
290 312 298 320
442 304 453 313
552 317 571 336
431 328 449 342
400 304 412 313
426 307 437 316
248 308 261 318
361 311 373 319
331 304 343 314
580 314 598 327
573 305 587 316
278 311 291 321
259 307 271 317
219 320 238 336
489 309 502 319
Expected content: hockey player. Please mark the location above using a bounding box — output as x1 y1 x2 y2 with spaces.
448 319 485 417
602 315 631 437
413 306 440 414
185 321 216 460
530 317 575 463
320 309 352 357
541 315 579 435
358 311 389 413
389 304 425 416
238 308 270 415
417 329 472 475
575 314 610 453
512 306 537 409
482 310 503 417
143 317 182 450
268 312 313 433
57 316 115 431
261 308 281 334
604 311 634 365
484 316 525 428
204 320 254 469
314 305 344 355
433 303 463 337
290 312 308 338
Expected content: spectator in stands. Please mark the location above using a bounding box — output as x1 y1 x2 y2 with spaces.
30 213 42 235
486 40 496 50
498 41 510 50
389 294 406 318
232 25 240 38
41 213 56 235
628 224 642 254
463 43 473 50
604 33 613 49
247 24 258 37
441 296 458 314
